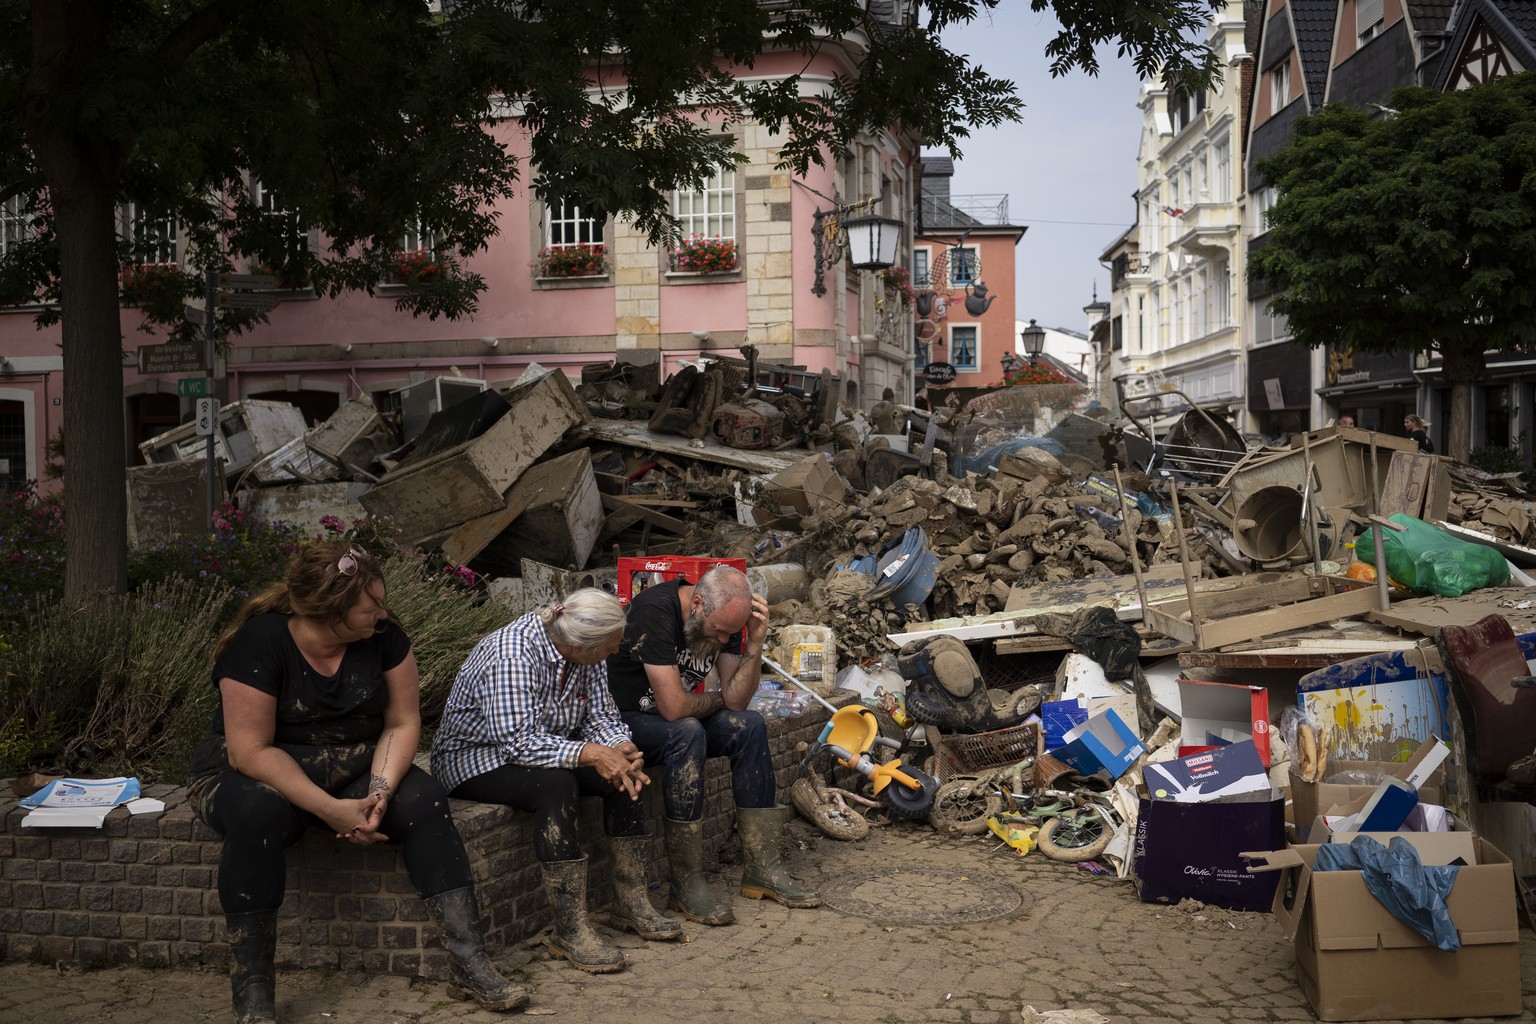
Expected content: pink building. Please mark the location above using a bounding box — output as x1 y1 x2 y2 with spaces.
0 47 922 490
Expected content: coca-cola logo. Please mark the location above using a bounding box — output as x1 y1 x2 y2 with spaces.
643 561 674 570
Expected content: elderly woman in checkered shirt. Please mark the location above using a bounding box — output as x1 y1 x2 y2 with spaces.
432 588 677 975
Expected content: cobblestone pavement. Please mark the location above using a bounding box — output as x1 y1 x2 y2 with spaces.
3 824 1534 1024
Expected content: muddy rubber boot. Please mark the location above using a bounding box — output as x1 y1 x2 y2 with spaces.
539 858 626 973
663 817 735 926
737 805 822 909
422 888 530 1012
225 911 277 1024
607 836 683 941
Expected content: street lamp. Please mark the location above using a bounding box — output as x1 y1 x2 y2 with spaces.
1020 319 1046 366
842 214 903 270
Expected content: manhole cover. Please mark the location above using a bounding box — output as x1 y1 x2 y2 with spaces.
819 867 1028 924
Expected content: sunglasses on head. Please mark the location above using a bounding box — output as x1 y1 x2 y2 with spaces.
335 545 368 577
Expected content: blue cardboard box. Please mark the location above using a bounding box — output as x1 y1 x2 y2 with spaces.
1048 708 1145 780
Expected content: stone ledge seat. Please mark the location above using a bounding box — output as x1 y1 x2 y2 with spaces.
0 710 827 978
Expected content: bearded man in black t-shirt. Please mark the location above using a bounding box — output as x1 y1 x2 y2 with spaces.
606 565 821 924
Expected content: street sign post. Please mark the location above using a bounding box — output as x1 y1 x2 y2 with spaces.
139 341 207 374
216 273 278 290
216 292 279 311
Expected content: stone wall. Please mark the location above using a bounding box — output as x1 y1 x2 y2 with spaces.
0 709 828 978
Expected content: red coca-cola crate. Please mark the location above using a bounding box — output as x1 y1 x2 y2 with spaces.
616 555 747 604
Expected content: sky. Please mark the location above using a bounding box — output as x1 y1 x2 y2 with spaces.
940 7 1148 338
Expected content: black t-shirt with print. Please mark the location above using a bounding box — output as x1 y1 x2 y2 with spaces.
186 613 411 787
606 578 741 714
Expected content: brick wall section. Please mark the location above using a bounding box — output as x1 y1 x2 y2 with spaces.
0 709 829 978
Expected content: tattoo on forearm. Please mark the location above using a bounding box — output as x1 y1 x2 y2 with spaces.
685 691 725 718
370 736 394 794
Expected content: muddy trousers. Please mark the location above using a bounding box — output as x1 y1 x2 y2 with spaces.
621 709 774 821
194 765 471 914
449 762 647 861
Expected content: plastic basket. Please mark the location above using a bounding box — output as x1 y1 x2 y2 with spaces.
930 721 1040 780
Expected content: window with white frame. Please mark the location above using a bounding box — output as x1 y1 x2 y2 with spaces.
0 195 29 261
1213 137 1232 203
1357 0 1384 42
912 247 931 288
252 179 308 262
401 215 440 255
1254 185 1278 233
950 325 978 371
1212 256 1231 329
1136 295 1146 352
546 199 604 247
1195 148 1208 201
1270 60 1291 111
947 246 979 287
1171 280 1184 345
127 202 177 264
674 165 735 240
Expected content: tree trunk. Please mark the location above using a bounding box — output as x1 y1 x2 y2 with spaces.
24 1 131 601
1439 340 1485 465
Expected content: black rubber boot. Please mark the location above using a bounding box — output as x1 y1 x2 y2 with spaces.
422 888 530 1012
737 806 822 908
607 835 683 941
540 857 627 973
663 817 735 925
225 911 277 1024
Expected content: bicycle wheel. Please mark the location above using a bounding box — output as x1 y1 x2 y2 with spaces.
1036 809 1113 863
882 766 938 820
788 777 869 841
929 776 1002 835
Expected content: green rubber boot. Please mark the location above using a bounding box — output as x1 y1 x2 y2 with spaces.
608 835 683 941
663 817 735 925
737 805 822 909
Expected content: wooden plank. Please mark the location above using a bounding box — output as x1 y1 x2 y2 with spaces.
1002 564 1187 613
581 420 807 473
1377 450 1433 518
440 450 600 569
600 493 688 534
1367 586 1536 636
1179 489 1235 532
1194 586 1380 649
1177 650 1376 669
1422 461 1453 522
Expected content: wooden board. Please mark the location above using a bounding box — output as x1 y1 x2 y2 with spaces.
437 450 597 569
1002 564 1188 613
1377 450 1434 518
1142 575 1379 650
581 420 807 473
1366 586 1536 636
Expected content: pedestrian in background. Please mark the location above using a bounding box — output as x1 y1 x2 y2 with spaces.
1404 413 1434 453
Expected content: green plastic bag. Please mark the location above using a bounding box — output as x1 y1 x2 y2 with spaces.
1357 513 1510 597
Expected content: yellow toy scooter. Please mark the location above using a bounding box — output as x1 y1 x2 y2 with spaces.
762 653 938 819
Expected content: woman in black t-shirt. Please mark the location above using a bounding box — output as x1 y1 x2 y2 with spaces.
187 540 526 1020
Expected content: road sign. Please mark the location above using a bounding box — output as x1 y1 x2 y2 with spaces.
217 273 277 290
177 377 210 397
216 291 279 311
195 398 220 436
138 341 206 374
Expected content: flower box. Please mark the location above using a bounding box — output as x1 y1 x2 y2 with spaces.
394 249 442 284
672 234 738 274
120 262 181 305
535 243 607 278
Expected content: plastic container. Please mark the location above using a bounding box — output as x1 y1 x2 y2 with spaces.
748 688 808 718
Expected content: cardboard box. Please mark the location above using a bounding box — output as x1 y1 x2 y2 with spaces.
1048 708 1145 780
1246 832 1520 1021
1176 679 1271 767
1135 788 1285 911
752 454 848 529
1144 739 1272 803
1291 736 1450 842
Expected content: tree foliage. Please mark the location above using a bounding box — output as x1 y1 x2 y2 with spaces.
1249 72 1536 459
0 0 1224 601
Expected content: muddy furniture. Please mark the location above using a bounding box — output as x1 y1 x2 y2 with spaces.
1436 613 1536 783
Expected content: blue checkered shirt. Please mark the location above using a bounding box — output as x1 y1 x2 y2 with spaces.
430 611 631 792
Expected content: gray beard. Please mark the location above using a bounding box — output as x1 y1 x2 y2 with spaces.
683 611 723 661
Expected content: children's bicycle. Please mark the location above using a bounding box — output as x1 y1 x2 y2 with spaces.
929 758 1117 862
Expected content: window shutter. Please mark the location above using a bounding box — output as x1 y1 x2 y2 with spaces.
1357 0 1383 35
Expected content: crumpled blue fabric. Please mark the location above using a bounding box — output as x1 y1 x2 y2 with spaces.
1314 835 1462 951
